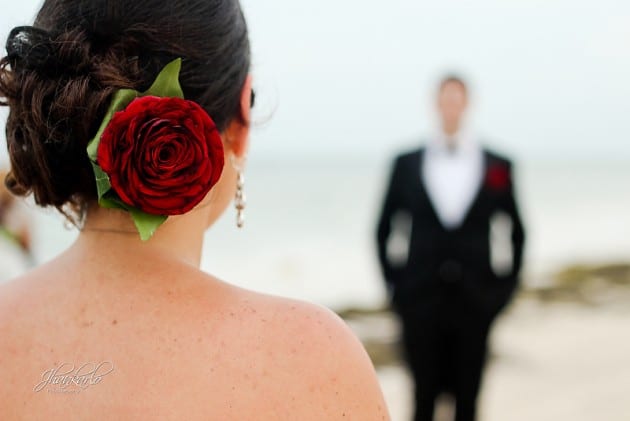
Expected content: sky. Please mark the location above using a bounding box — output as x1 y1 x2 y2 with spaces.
1 0 629 163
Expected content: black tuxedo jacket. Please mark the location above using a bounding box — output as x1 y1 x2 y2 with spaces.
376 147 525 319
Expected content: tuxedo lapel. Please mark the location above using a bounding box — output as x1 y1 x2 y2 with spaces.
458 150 491 229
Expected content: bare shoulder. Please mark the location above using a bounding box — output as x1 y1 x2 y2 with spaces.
0 272 44 367
0 271 38 322
0 260 63 311
225 284 364 354
224 285 390 420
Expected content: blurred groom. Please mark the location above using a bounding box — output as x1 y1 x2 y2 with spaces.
376 75 525 421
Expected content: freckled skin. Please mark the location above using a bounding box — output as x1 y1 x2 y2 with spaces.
0 254 390 420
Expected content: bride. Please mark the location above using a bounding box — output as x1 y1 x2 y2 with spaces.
0 0 390 419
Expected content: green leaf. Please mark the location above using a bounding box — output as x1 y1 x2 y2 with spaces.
98 194 168 242
99 192 168 242
99 192 127 210
129 208 168 242
90 162 113 201
145 58 184 99
87 89 138 161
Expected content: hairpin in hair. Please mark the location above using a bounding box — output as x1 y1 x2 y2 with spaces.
6 26 53 70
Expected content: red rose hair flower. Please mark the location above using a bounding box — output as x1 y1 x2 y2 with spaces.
97 96 224 216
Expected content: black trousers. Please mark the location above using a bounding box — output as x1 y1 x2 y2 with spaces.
398 302 492 421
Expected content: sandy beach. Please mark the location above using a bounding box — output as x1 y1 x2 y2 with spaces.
368 296 630 421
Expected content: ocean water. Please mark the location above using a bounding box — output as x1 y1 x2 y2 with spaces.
27 157 630 309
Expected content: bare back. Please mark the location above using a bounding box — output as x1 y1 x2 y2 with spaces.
0 250 389 420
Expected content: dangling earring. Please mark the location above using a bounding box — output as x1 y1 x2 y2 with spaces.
231 155 246 228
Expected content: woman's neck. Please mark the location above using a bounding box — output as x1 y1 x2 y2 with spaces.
76 206 207 268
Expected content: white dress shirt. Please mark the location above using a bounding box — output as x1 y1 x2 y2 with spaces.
422 130 484 230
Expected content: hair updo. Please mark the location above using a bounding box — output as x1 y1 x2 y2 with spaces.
0 0 251 221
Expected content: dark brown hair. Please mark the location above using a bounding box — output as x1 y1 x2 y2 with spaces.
0 0 251 221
